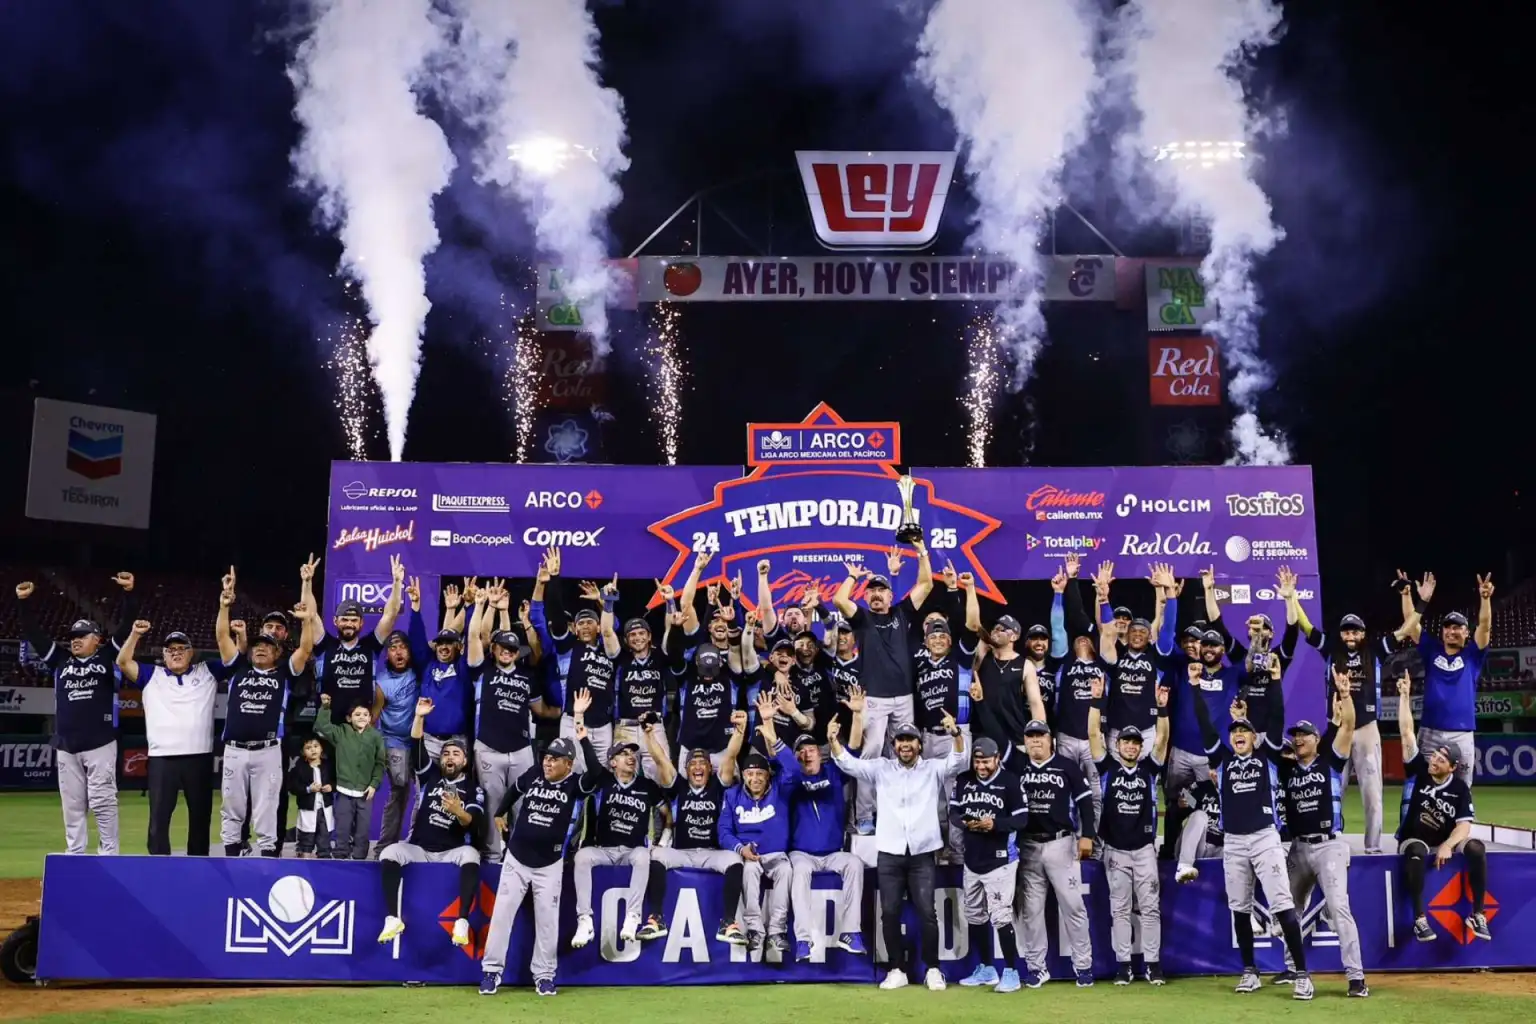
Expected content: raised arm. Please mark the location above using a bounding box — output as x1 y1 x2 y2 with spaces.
598 573 622 659
216 572 238 665
907 539 934 610
1202 564 1221 623
1152 686 1171 762
643 719 676 787
116 619 150 684
719 711 747 787
962 572 982 637
1023 658 1047 722
755 560 778 636
1395 671 1417 763
372 554 405 643
680 549 711 635
738 613 761 674
833 561 865 620
844 684 866 752
1330 666 1357 757
108 572 138 649
1087 676 1106 761
466 589 489 667
1475 574 1494 651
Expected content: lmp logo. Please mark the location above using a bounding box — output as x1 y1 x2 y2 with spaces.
1245 889 1338 949
795 151 956 250
225 875 354 956
1429 872 1499 944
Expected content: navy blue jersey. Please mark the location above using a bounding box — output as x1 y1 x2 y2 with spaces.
1097 753 1164 851
824 651 862 743
405 737 485 853
616 649 667 720
1106 645 1159 732
1028 654 1065 733
558 640 616 726
1278 746 1347 838
1304 630 1389 728
474 662 538 753
221 654 294 744
499 737 603 868
667 774 728 850
1183 777 1224 848
1055 657 1110 740
43 647 121 754
314 632 383 716
1206 741 1284 836
675 661 739 752
1000 747 1096 840
589 773 666 848
949 768 1028 874
1396 752 1475 847
914 650 963 730
792 657 836 745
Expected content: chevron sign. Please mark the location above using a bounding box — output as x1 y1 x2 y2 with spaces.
66 421 125 480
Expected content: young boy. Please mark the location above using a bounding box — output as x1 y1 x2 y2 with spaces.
313 693 387 860
287 736 336 858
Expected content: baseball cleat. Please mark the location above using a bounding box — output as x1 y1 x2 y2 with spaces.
535 978 558 997
376 916 405 943
1348 978 1370 998
1235 971 1262 993
996 968 1022 993
1075 969 1094 988
856 820 875 836
960 964 999 987
571 915 595 948
795 940 813 962
619 914 640 943
1023 967 1049 989
1270 969 1298 985
746 929 763 952
835 932 867 955
478 971 501 996
451 918 471 947
1466 913 1491 941
1114 963 1133 985
1175 864 1200 884
636 915 667 940
879 969 909 990
767 934 789 958
1144 962 1165 986
1292 974 1315 1001
1413 916 1436 942
925 968 947 991
716 921 747 945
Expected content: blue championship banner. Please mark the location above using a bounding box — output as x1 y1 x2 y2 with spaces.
38 853 1536 983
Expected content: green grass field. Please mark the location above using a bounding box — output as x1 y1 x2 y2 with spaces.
3 786 1535 1022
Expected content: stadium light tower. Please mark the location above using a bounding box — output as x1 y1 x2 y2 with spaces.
1153 140 1247 172
507 135 597 178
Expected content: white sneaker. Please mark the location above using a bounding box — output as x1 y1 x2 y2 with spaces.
451 918 471 947
572 915 595 949
620 913 640 942
376 915 405 943
879 969 909 990
1175 864 1200 884
925 968 947 991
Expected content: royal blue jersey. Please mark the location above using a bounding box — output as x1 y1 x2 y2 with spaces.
1417 634 1484 732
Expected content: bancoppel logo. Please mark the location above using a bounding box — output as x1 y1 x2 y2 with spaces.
795 150 956 249
448 532 516 547
1229 584 1252 605
525 490 604 510
1114 493 1212 518
226 875 354 956
1256 587 1316 601
1225 491 1306 517
430 530 451 547
1119 532 1214 557
431 494 509 514
522 526 605 548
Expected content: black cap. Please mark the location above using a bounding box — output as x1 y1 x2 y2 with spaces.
489 629 521 650
866 574 891 590
695 646 723 678
335 600 364 618
1430 744 1459 767
1228 718 1257 734
249 632 281 650
383 629 410 648
685 747 712 764
623 617 651 636
1339 614 1366 631
432 628 462 645
770 637 795 653
1116 725 1144 742
69 619 103 638
924 619 951 636
1024 623 1050 640
832 619 854 634
995 614 1022 634
1200 629 1224 646
1023 719 1051 736
1443 611 1469 627
608 742 640 761
1182 625 1205 641
163 630 193 647
262 611 290 626
973 736 1001 758
545 737 576 759
793 733 819 751
1113 605 1133 619
891 722 922 741
743 752 773 772
573 608 599 624
1129 617 1152 631
440 738 468 755
1288 720 1320 738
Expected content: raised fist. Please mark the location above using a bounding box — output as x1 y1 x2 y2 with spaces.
111 571 135 592
131 619 151 636
14 582 33 600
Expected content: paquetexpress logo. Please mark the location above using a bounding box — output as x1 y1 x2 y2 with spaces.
225 875 354 956
65 415 125 481
432 494 509 513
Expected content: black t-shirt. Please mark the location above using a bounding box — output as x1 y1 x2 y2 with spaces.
315 632 383 716
1107 645 1159 732
590 773 667 848
222 653 296 744
1000 747 1096 840
1308 631 1389 728
825 651 862 743
1395 753 1475 847
949 768 1028 874
847 604 914 699
1096 753 1164 850
500 738 603 868
616 650 667 721
914 650 962 731
559 640 616 727
475 662 539 753
973 652 1031 748
667 774 728 850
1056 657 1110 740
406 738 485 853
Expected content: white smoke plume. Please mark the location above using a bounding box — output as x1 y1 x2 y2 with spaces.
442 0 629 353
917 0 1099 390
1113 0 1290 465
290 0 454 462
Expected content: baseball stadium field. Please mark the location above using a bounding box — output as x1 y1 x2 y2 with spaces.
2 788 1534 1023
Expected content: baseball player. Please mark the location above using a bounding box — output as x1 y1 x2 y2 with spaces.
1099 564 1175 757
1173 772 1224 880
674 630 755 774
550 577 618 772
1164 624 1241 857
1188 660 1314 1000
16 573 137 855
951 736 1030 993
212 584 317 858
914 611 970 859
612 604 671 782
639 710 750 943
1399 572 1492 789
1392 671 1489 943
761 686 868 961
480 696 604 998
1088 674 1170 985
571 729 670 948
376 698 485 950
309 553 404 717
1273 667 1367 997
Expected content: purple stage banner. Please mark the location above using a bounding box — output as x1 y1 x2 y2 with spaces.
38 853 1535 984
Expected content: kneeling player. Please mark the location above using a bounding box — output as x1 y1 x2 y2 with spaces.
952 737 1030 992
376 699 484 949
1393 672 1489 942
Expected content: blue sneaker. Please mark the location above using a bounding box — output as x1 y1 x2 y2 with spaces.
856 820 875 836
1023 967 1049 989
835 933 867 955
1075 969 1094 988
960 964 1000 987
535 978 558 997
996 968 1022 994
478 971 501 996
795 940 813 962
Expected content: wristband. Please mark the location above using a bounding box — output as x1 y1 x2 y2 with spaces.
602 594 618 609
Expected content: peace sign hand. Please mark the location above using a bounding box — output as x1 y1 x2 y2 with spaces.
1477 573 1495 600
299 554 321 582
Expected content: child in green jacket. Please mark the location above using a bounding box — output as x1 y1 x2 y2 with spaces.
313 694 387 860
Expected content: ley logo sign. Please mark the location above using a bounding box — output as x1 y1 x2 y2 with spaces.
795 151 956 250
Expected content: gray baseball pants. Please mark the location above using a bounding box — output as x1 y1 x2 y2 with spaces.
1341 722 1385 851
1286 838 1364 979
962 862 1016 928
1164 746 1211 798
742 850 791 935
1223 828 1294 913
220 743 284 853
1104 844 1161 963
481 854 563 981
789 851 864 942
1017 836 1092 972
475 743 535 861
1176 810 1221 867
653 846 740 871
574 845 650 922
378 746 414 849
1417 727 1475 790
57 741 119 855
1054 734 1101 833
856 695 914 824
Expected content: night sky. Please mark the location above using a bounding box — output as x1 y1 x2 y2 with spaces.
0 0 1528 627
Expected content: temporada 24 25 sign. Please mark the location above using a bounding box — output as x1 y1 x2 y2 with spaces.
1148 337 1221 407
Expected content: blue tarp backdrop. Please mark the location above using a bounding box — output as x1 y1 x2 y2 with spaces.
37 853 1535 984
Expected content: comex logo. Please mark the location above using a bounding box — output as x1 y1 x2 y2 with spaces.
1429 873 1499 944
226 875 354 956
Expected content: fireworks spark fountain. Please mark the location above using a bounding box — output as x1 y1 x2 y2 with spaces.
509 309 540 462
325 309 379 461
645 301 685 465
962 309 1003 467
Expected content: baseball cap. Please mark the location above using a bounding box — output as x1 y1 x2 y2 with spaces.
832 619 854 634
623 617 651 636
69 619 103 638
743 752 773 772
161 630 193 647
573 608 599 624
1443 611 1470 627
1182 625 1205 641
793 733 819 751
1339 614 1366 631
1288 720 1320 738
489 629 521 650
1024 623 1050 640
924 619 951 636
995 614 1022 635
770 637 795 653
1117 725 1144 743
973 736 1001 758
335 600 364 618
262 610 290 627
1113 605 1133 619
440 738 468 755
686 747 712 764
1200 629 1224 646
383 629 410 648
1430 744 1459 766
1129 617 1152 631
545 737 576 760
866 574 892 590
891 722 922 741
249 632 281 650
695 646 723 679
432 628 462 645
1228 718 1257 734
608 742 640 761
1023 719 1051 736
1248 613 1273 630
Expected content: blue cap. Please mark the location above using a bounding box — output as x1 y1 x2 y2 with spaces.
1023 719 1051 736
545 738 576 759
1228 718 1257 733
